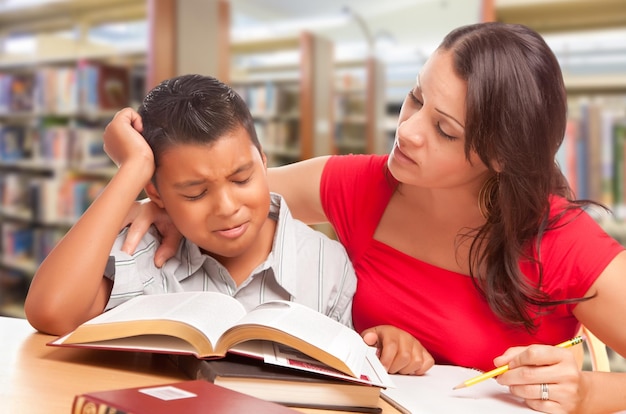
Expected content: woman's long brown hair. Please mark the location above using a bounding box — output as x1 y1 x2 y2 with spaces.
439 22 597 331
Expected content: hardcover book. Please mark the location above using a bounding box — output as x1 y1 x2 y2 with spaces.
72 379 300 414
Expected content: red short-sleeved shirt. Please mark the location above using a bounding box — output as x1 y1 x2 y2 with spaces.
320 154 623 371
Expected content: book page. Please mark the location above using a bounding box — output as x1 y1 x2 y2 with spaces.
263 342 394 388
220 301 368 377
66 292 248 348
381 365 534 413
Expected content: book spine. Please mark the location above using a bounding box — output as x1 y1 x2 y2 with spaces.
72 394 130 414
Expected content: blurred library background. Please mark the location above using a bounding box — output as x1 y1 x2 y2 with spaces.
0 0 625 370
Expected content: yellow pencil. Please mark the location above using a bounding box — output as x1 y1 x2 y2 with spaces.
452 335 584 390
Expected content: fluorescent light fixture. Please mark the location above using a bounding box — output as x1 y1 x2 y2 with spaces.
4 34 36 54
232 14 349 41
544 28 626 53
0 0 63 12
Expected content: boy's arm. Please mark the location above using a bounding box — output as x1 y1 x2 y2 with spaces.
361 326 435 375
24 110 154 336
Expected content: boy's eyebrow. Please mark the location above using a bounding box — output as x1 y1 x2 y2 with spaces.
172 161 255 189
227 161 254 177
173 179 205 189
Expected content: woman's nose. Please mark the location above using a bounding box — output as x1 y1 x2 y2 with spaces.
397 111 425 146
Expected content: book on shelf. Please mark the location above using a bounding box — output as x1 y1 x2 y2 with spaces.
170 353 383 413
71 379 300 414
0 73 11 113
1 222 33 259
78 60 130 111
35 66 79 113
7 72 36 112
612 119 626 210
55 66 79 113
381 365 534 414
69 127 112 169
50 291 393 388
0 126 28 161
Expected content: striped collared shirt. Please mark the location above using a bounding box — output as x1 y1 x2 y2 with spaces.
105 193 356 327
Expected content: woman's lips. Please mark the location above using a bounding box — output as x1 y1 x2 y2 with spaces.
393 142 416 165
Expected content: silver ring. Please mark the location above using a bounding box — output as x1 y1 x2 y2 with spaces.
540 383 549 401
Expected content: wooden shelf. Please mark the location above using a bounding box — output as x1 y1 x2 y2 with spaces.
564 74 626 95
0 255 37 276
231 36 301 54
0 47 145 70
495 0 626 33
0 0 145 34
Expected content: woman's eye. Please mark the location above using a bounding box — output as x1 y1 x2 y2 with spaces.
408 91 423 107
436 122 456 141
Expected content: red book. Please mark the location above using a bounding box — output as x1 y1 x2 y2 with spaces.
71 379 300 414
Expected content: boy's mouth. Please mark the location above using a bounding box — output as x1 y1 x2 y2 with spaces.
215 222 249 239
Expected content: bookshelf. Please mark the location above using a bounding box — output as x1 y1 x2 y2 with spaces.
334 57 387 155
0 0 147 317
230 32 335 167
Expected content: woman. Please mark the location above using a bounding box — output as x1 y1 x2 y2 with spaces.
107 22 626 413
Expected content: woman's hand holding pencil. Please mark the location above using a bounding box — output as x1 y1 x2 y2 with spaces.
455 335 586 413
453 336 584 389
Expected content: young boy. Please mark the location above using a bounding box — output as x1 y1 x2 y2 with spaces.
25 74 356 336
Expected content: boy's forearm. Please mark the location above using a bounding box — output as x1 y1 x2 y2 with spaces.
25 163 151 335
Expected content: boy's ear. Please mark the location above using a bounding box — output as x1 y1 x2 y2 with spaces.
261 150 267 170
144 181 165 209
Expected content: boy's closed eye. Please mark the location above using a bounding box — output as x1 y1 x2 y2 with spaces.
183 190 207 201
181 174 253 201
232 175 252 185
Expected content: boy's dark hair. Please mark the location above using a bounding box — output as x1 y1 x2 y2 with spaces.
138 74 261 167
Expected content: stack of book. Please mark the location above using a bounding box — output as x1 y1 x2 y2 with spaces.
171 353 383 413
52 291 394 413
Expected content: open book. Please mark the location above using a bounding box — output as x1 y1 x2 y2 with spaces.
50 291 391 387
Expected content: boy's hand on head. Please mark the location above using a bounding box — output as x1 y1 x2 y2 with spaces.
103 108 152 173
121 199 182 268
361 325 434 375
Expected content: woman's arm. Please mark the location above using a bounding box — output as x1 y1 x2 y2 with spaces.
495 250 626 413
24 109 153 336
572 250 626 358
267 155 330 224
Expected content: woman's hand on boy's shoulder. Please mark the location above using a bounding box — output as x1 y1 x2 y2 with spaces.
361 325 434 375
121 199 181 268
